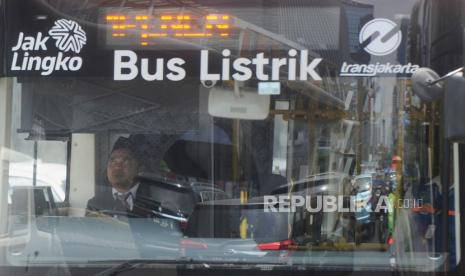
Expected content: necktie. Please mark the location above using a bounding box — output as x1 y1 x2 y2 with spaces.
113 192 131 212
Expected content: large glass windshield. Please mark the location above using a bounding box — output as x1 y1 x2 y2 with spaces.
0 0 463 274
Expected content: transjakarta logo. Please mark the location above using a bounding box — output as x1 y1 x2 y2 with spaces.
10 19 87 76
360 18 402 56
340 18 419 77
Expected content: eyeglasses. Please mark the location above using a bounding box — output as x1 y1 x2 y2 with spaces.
108 156 134 166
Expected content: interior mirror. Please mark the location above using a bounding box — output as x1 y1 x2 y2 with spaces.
208 86 270 120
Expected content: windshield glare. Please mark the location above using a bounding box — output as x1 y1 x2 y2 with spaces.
0 0 463 274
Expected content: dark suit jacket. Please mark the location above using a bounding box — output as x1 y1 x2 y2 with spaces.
86 183 156 217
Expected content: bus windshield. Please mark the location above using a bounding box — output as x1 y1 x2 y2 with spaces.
0 0 463 275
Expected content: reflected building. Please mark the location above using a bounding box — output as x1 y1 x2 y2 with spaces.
228 0 374 68
342 0 374 64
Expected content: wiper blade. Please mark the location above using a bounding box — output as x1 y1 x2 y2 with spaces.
94 261 141 276
92 258 288 275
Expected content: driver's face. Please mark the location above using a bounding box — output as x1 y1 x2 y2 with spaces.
107 149 138 192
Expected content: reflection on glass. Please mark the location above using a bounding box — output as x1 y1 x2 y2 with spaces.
0 0 461 273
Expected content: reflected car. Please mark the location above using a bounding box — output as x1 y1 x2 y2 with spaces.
352 174 373 225
8 162 66 204
181 174 353 262
180 197 291 262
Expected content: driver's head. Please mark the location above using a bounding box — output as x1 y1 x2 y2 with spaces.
106 139 140 193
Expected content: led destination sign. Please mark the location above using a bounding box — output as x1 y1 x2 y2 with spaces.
101 8 235 49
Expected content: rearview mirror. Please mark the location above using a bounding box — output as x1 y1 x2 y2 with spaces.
411 68 443 102
208 86 270 120
412 68 465 139
444 73 465 139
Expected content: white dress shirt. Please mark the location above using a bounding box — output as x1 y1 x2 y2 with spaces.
112 183 139 211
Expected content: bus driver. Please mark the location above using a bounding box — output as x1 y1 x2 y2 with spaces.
86 137 153 218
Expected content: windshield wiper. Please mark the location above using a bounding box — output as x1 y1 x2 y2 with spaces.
92 258 279 275
93 261 142 276
92 259 194 276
